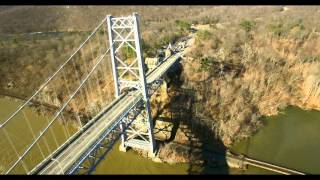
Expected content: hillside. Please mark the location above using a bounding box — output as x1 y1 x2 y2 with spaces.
0 6 207 33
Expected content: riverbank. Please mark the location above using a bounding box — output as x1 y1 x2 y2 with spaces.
0 94 80 130
126 105 320 174
125 22 320 173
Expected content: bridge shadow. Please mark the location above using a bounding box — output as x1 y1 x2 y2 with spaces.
156 61 230 174
167 89 229 174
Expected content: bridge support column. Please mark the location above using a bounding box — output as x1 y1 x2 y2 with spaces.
107 13 156 155
143 99 156 157
119 122 128 152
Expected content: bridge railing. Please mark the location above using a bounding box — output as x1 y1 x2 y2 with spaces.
0 16 116 174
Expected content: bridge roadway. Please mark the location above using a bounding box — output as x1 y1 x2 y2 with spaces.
30 52 182 174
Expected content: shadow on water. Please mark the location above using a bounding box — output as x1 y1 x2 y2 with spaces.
162 60 229 174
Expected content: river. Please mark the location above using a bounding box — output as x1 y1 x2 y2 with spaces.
0 97 191 174
0 97 79 173
231 106 320 174
1 97 320 174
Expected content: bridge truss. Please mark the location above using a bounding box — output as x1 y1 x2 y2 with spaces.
107 13 156 154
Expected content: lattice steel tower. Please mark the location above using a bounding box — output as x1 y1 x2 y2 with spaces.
107 13 156 155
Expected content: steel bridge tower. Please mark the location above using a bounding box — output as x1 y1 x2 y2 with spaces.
107 13 156 155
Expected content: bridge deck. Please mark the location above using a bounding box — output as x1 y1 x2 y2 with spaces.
34 52 181 174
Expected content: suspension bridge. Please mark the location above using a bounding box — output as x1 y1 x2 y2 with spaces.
0 13 188 175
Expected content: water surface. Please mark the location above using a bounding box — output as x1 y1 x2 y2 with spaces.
232 106 320 174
